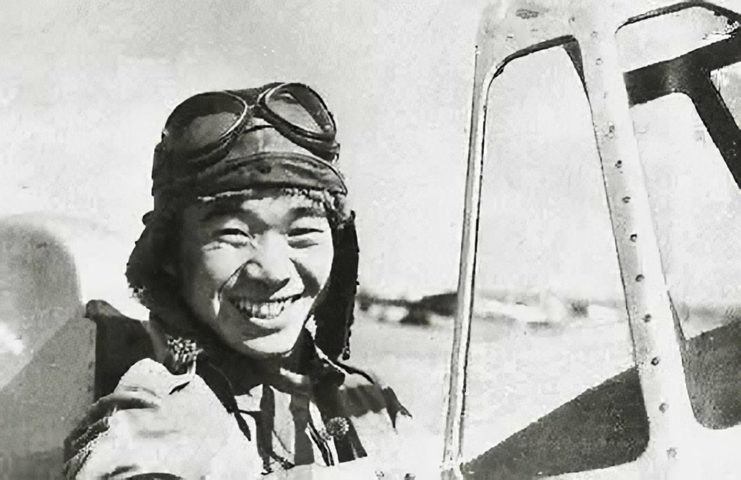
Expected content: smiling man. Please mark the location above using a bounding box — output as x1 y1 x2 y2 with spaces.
64 83 419 479
176 191 335 359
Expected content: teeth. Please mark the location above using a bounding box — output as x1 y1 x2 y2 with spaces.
230 296 297 319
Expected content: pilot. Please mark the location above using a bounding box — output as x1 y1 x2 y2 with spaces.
64 83 420 479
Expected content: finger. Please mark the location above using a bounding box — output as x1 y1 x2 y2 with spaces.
93 390 161 415
66 416 110 461
72 390 161 436
63 444 92 480
125 475 185 479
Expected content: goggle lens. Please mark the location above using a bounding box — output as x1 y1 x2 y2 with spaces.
162 92 247 156
262 84 336 138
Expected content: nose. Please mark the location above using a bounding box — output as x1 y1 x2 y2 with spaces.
238 231 293 293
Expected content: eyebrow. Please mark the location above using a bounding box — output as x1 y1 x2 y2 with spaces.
199 199 245 223
287 205 326 220
199 201 326 225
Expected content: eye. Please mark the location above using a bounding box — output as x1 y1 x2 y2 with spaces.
214 227 252 245
287 227 325 248
289 227 324 236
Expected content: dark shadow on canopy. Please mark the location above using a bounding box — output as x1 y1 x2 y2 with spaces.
461 319 741 479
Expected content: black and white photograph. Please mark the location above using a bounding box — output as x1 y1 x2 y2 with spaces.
1 1 740 478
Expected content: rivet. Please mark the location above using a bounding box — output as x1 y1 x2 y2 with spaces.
629 233 638 242
667 447 677 459
635 274 645 282
596 58 603 65
659 402 669 413
615 160 623 168
643 314 652 323
651 356 660 366
622 196 631 204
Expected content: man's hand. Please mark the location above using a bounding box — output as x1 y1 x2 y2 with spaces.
64 388 162 478
63 359 259 479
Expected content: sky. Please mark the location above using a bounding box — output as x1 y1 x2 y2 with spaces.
0 0 487 298
1 1 738 305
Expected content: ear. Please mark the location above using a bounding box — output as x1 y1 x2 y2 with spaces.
161 232 182 279
163 260 177 277
314 212 359 360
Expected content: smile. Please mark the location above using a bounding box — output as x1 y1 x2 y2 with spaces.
228 294 301 320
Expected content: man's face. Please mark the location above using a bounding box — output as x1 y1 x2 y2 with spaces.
176 190 334 358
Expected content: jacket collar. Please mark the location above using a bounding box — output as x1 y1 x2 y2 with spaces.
148 305 347 397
